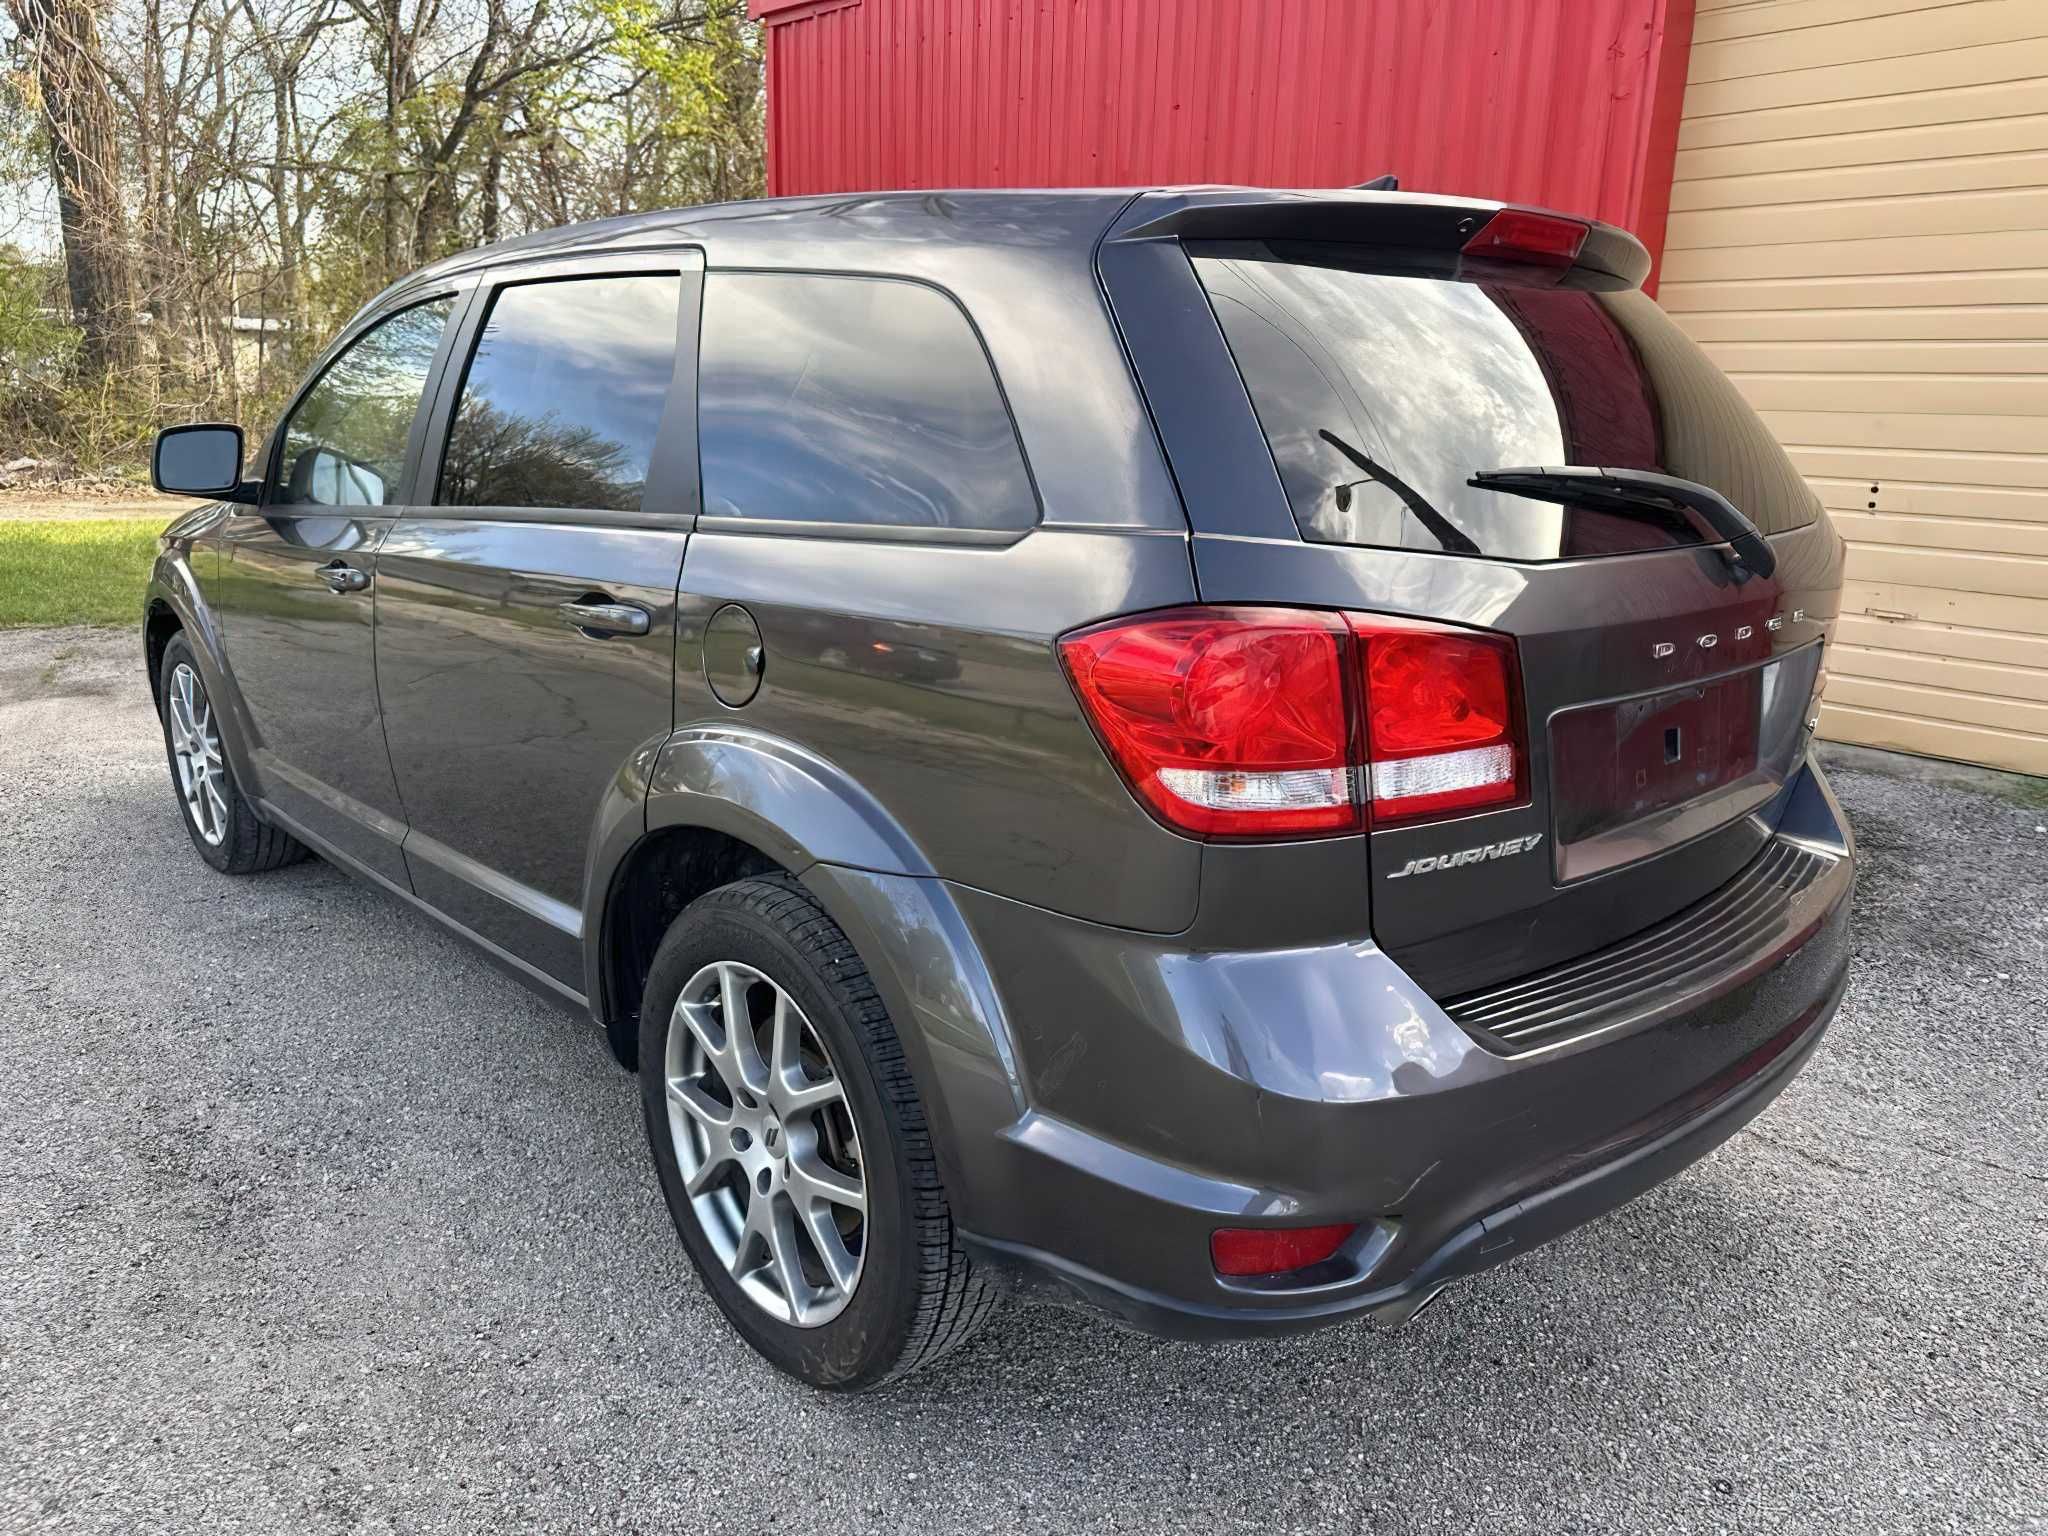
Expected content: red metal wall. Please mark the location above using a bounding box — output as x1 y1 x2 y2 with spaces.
751 0 1695 281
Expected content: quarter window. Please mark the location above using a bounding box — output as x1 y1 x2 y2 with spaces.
276 298 453 507
698 273 1036 532
437 274 683 512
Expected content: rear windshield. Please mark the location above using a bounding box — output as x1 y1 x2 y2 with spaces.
1191 242 1819 562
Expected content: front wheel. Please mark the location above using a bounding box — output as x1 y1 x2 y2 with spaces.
638 875 1001 1390
156 632 307 875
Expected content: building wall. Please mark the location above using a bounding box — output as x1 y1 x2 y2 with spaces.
1663 0 2048 776
753 0 1695 277
756 0 2048 776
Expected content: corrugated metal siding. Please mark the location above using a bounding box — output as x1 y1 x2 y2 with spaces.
1664 0 2048 777
755 0 1695 271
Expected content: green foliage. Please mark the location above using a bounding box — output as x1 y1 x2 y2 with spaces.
0 517 163 627
0 248 79 397
49 370 166 479
596 0 726 138
590 0 763 201
0 248 85 457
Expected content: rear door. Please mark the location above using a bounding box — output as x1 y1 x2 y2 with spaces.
216 293 463 884
1103 194 1843 998
373 251 701 989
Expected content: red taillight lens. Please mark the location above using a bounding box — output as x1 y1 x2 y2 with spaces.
1461 209 1589 268
1351 619 1523 823
1059 607 1524 840
1058 607 1358 839
1210 1223 1356 1278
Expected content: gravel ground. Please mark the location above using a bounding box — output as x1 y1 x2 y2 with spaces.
3 625 2044 1535
0 493 196 522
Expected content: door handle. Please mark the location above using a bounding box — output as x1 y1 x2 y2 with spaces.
558 597 651 638
318 561 369 593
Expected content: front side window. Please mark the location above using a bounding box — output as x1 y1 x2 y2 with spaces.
276 298 454 507
698 272 1037 532
437 274 683 512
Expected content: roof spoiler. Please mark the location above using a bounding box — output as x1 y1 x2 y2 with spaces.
1104 188 1652 289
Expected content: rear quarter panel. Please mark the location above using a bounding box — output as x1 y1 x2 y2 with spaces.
669 526 1203 932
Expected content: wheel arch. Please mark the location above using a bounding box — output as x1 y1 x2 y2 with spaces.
590 727 1026 1222
594 822 787 1068
143 550 262 793
590 724 935 1064
143 597 183 707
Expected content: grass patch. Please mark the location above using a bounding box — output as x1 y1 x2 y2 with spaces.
0 517 162 628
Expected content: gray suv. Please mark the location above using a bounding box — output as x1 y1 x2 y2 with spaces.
144 188 1855 1391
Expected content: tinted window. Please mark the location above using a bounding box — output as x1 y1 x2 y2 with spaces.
698 273 1036 532
1192 246 1818 562
438 274 682 512
276 298 453 507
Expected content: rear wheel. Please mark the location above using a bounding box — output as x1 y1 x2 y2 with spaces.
156 632 307 875
638 874 1001 1390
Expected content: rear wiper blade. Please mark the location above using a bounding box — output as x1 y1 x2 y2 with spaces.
1467 465 1777 580
1317 429 1481 556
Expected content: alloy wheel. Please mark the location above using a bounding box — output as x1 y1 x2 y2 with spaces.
664 961 867 1327
168 662 227 846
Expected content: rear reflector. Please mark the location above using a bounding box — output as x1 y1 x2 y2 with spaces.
1461 209 1589 268
1211 1223 1357 1277
1059 607 1525 840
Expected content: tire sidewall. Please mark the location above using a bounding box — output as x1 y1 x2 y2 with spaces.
638 884 920 1390
157 634 241 873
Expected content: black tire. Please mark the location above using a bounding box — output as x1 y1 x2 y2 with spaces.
638 874 1002 1390
156 632 309 875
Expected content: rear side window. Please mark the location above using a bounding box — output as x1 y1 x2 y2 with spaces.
438 274 682 512
276 298 453 507
1191 245 1818 562
697 272 1036 533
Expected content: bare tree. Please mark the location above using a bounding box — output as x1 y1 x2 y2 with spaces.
7 0 137 372
0 0 764 470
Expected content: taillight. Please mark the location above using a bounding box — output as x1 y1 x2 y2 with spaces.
1059 607 1524 840
1460 208 1589 268
1351 618 1522 823
1057 607 1357 839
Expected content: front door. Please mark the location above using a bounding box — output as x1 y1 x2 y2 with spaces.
373 255 700 988
215 293 464 884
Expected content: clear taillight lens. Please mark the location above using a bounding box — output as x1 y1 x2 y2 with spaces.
1059 607 1525 841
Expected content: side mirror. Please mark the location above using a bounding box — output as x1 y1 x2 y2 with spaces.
153 423 252 500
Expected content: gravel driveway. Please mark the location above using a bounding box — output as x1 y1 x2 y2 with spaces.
3 625 2043 1535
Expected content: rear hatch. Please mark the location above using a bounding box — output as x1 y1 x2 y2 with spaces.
1100 190 1843 998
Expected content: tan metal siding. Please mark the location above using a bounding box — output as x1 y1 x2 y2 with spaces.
1665 0 2048 776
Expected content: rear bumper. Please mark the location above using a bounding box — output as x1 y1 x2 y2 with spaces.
945 756 1856 1337
966 961 1842 1336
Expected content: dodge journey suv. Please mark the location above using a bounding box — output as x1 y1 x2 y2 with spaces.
144 187 1855 1391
